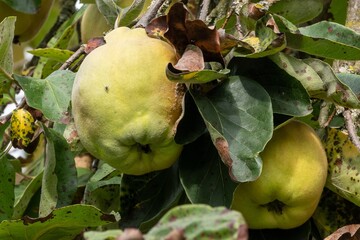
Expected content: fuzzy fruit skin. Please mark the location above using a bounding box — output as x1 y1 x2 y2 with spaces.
231 120 328 229
0 0 54 42
72 27 183 175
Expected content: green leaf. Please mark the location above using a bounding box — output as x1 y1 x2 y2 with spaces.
268 0 323 25
84 230 123 240
0 17 14 73
313 188 360 239
39 126 77 217
96 0 118 28
89 162 119 182
146 204 247 239
2 0 41 14
83 176 122 213
118 0 146 27
119 164 183 231
191 76 273 182
28 48 74 63
328 0 348 25
0 204 116 240
13 171 43 219
166 63 230 84
304 58 360 108
0 68 13 98
33 6 85 78
269 53 360 108
234 14 286 58
324 128 360 206
0 17 15 97
298 21 360 49
337 73 360 97
229 57 312 117
0 156 15 221
14 70 75 123
179 133 237 208
286 21 360 60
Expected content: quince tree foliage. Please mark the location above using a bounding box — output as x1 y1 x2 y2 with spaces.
1 0 360 239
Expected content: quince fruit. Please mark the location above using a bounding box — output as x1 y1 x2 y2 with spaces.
72 27 183 175
0 0 54 42
80 4 111 43
231 120 327 229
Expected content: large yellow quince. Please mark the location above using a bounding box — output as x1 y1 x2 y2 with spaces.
231 120 328 229
72 27 184 175
0 0 54 42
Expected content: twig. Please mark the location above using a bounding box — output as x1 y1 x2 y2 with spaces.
60 45 86 70
0 98 26 124
134 0 167 28
199 0 211 21
343 109 360 152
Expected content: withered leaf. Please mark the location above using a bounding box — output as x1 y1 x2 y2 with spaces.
185 20 224 65
325 224 360 240
145 15 168 39
164 2 189 55
146 2 225 66
85 37 106 54
174 44 204 72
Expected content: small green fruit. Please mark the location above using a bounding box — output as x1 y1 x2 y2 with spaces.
0 0 54 42
231 120 328 229
72 27 184 175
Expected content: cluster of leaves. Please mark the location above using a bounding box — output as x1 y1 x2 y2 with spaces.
1 0 360 239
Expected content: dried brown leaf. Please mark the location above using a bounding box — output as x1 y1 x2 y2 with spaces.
325 225 360 240
174 44 204 72
145 15 168 39
185 20 224 65
164 2 189 55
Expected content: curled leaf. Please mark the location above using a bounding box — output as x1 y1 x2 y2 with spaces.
325 224 360 240
173 44 204 72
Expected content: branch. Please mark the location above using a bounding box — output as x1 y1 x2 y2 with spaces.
199 0 211 21
59 45 86 70
134 0 167 28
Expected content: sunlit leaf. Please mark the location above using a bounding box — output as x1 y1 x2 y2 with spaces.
324 128 360 206
270 53 360 108
28 48 74 63
146 204 248 239
13 171 43 219
269 0 323 24
0 205 116 239
286 21 360 60
0 17 15 98
14 70 75 123
39 126 77 217
117 0 147 27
